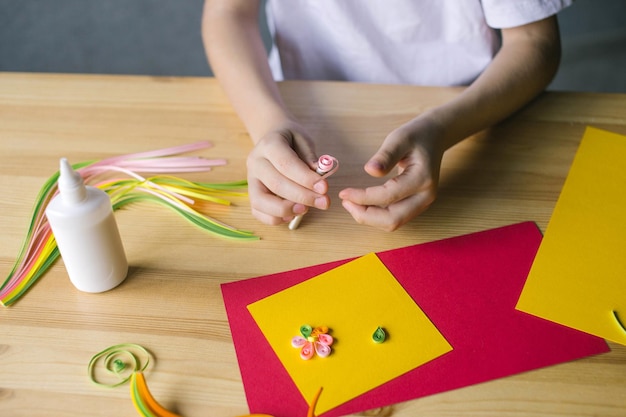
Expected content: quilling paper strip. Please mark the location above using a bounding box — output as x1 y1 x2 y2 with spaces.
130 373 321 417
89 343 152 388
88 343 181 417
130 372 183 417
1 141 258 306
90 344 318 417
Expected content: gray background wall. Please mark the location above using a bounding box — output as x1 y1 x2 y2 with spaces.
1 0 625 92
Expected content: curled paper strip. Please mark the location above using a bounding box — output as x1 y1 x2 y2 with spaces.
88 343 152 388
300 324 313 338
316 155 339 177
372 327 387 344
0 141 258 306
88 344 304 417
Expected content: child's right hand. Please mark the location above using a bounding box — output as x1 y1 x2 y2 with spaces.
246 121 331 225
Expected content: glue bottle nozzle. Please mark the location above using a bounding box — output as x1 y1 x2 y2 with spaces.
58 157 87 204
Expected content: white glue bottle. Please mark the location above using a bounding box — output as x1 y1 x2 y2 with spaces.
45 158 128 293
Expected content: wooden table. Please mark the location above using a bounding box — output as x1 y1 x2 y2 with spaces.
1 72 625 416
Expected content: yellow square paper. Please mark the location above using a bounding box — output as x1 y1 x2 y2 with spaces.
247 253 452 414
516 127 626 345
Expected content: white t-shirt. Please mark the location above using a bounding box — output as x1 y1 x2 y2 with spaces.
265 0 573 86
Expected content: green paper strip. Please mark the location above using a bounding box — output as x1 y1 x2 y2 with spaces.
88 343 152 388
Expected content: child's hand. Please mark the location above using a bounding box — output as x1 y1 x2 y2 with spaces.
246 121 331 225
338 118 444 231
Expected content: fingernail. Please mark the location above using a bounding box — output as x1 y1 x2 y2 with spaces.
314 197 328 210
293 204 308 214
366 160 385 171
313 181 326 194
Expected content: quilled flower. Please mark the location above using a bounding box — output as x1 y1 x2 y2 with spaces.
291 325 333 360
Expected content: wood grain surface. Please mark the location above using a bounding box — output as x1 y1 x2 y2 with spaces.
1 72 625 416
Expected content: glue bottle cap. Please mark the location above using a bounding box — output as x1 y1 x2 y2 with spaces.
58 158 87 205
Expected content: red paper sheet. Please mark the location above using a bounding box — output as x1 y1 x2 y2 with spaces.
221 222 609 417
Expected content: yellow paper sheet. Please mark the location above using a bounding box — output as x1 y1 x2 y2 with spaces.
516 127 626 345
247 253 452 414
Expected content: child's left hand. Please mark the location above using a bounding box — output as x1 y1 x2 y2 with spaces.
338 116 444 231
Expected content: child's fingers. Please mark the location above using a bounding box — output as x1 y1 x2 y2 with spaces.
341 191 434 232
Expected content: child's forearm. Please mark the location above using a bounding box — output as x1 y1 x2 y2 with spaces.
202 0 292 143
423 16 562 150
